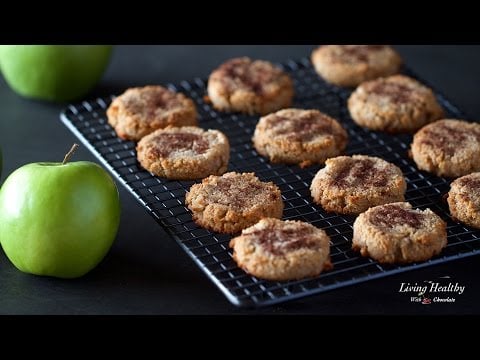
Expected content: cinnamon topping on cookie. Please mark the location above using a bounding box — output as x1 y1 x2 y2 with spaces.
369 203 424 229
271 113 334 142
123 88 182 114
331 158 388 188
149 133 209 157
369 81 412 104
218 58 281 94
250 224 320 255
334 45 387 63
419 121 480 155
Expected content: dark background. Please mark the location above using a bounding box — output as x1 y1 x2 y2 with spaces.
0 45 479 314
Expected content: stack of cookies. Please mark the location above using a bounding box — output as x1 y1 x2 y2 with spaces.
106 45 479 282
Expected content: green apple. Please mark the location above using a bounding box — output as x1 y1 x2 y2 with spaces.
0 45 112 102
0 144 121 278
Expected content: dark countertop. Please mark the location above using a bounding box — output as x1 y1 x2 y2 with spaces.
1 45 479 315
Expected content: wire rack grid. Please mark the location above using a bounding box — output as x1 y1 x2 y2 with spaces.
60 57 480 307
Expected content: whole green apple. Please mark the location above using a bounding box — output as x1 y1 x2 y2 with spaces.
0 145 121 278
0 45 112 102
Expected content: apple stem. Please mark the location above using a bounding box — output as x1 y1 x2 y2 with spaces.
62 143 79 165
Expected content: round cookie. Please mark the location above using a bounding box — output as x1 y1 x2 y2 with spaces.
185 172 284 234
310 155 406 215
207 57 294 115
229 218 332 281
447 172 480 229
252 108 348 168
411 119 480 178
352 202 447 264
107 85 197 141
348 75 444 133
311 45 402 87
136 126 230 180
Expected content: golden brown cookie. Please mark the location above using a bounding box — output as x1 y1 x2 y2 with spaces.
310 155 406 215
107 85 197 141
207 57 294 115
352 202 447 264
136 126 230 180
348 75 444 133
447 172 480 229
185 172 283 234
252 108 348 167
229 218 332 281
311 45 402 87
411 119 480 178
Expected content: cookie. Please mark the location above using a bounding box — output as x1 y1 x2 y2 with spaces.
229 218 332 281
411 119 480 178
252 108 348 167
207 57 294 115
311 45 402 87
185 172 283 234
447 172 480 229
136 126 230 180
107 85 197 141
310 155 406 215
347 75 444 133
352 202 447 264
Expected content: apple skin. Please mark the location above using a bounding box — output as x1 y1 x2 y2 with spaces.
0 45 112 102
0 161 121 278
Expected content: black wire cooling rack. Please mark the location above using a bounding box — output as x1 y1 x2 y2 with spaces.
60 57 480 307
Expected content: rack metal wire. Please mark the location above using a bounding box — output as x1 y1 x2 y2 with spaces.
60 57 480 307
